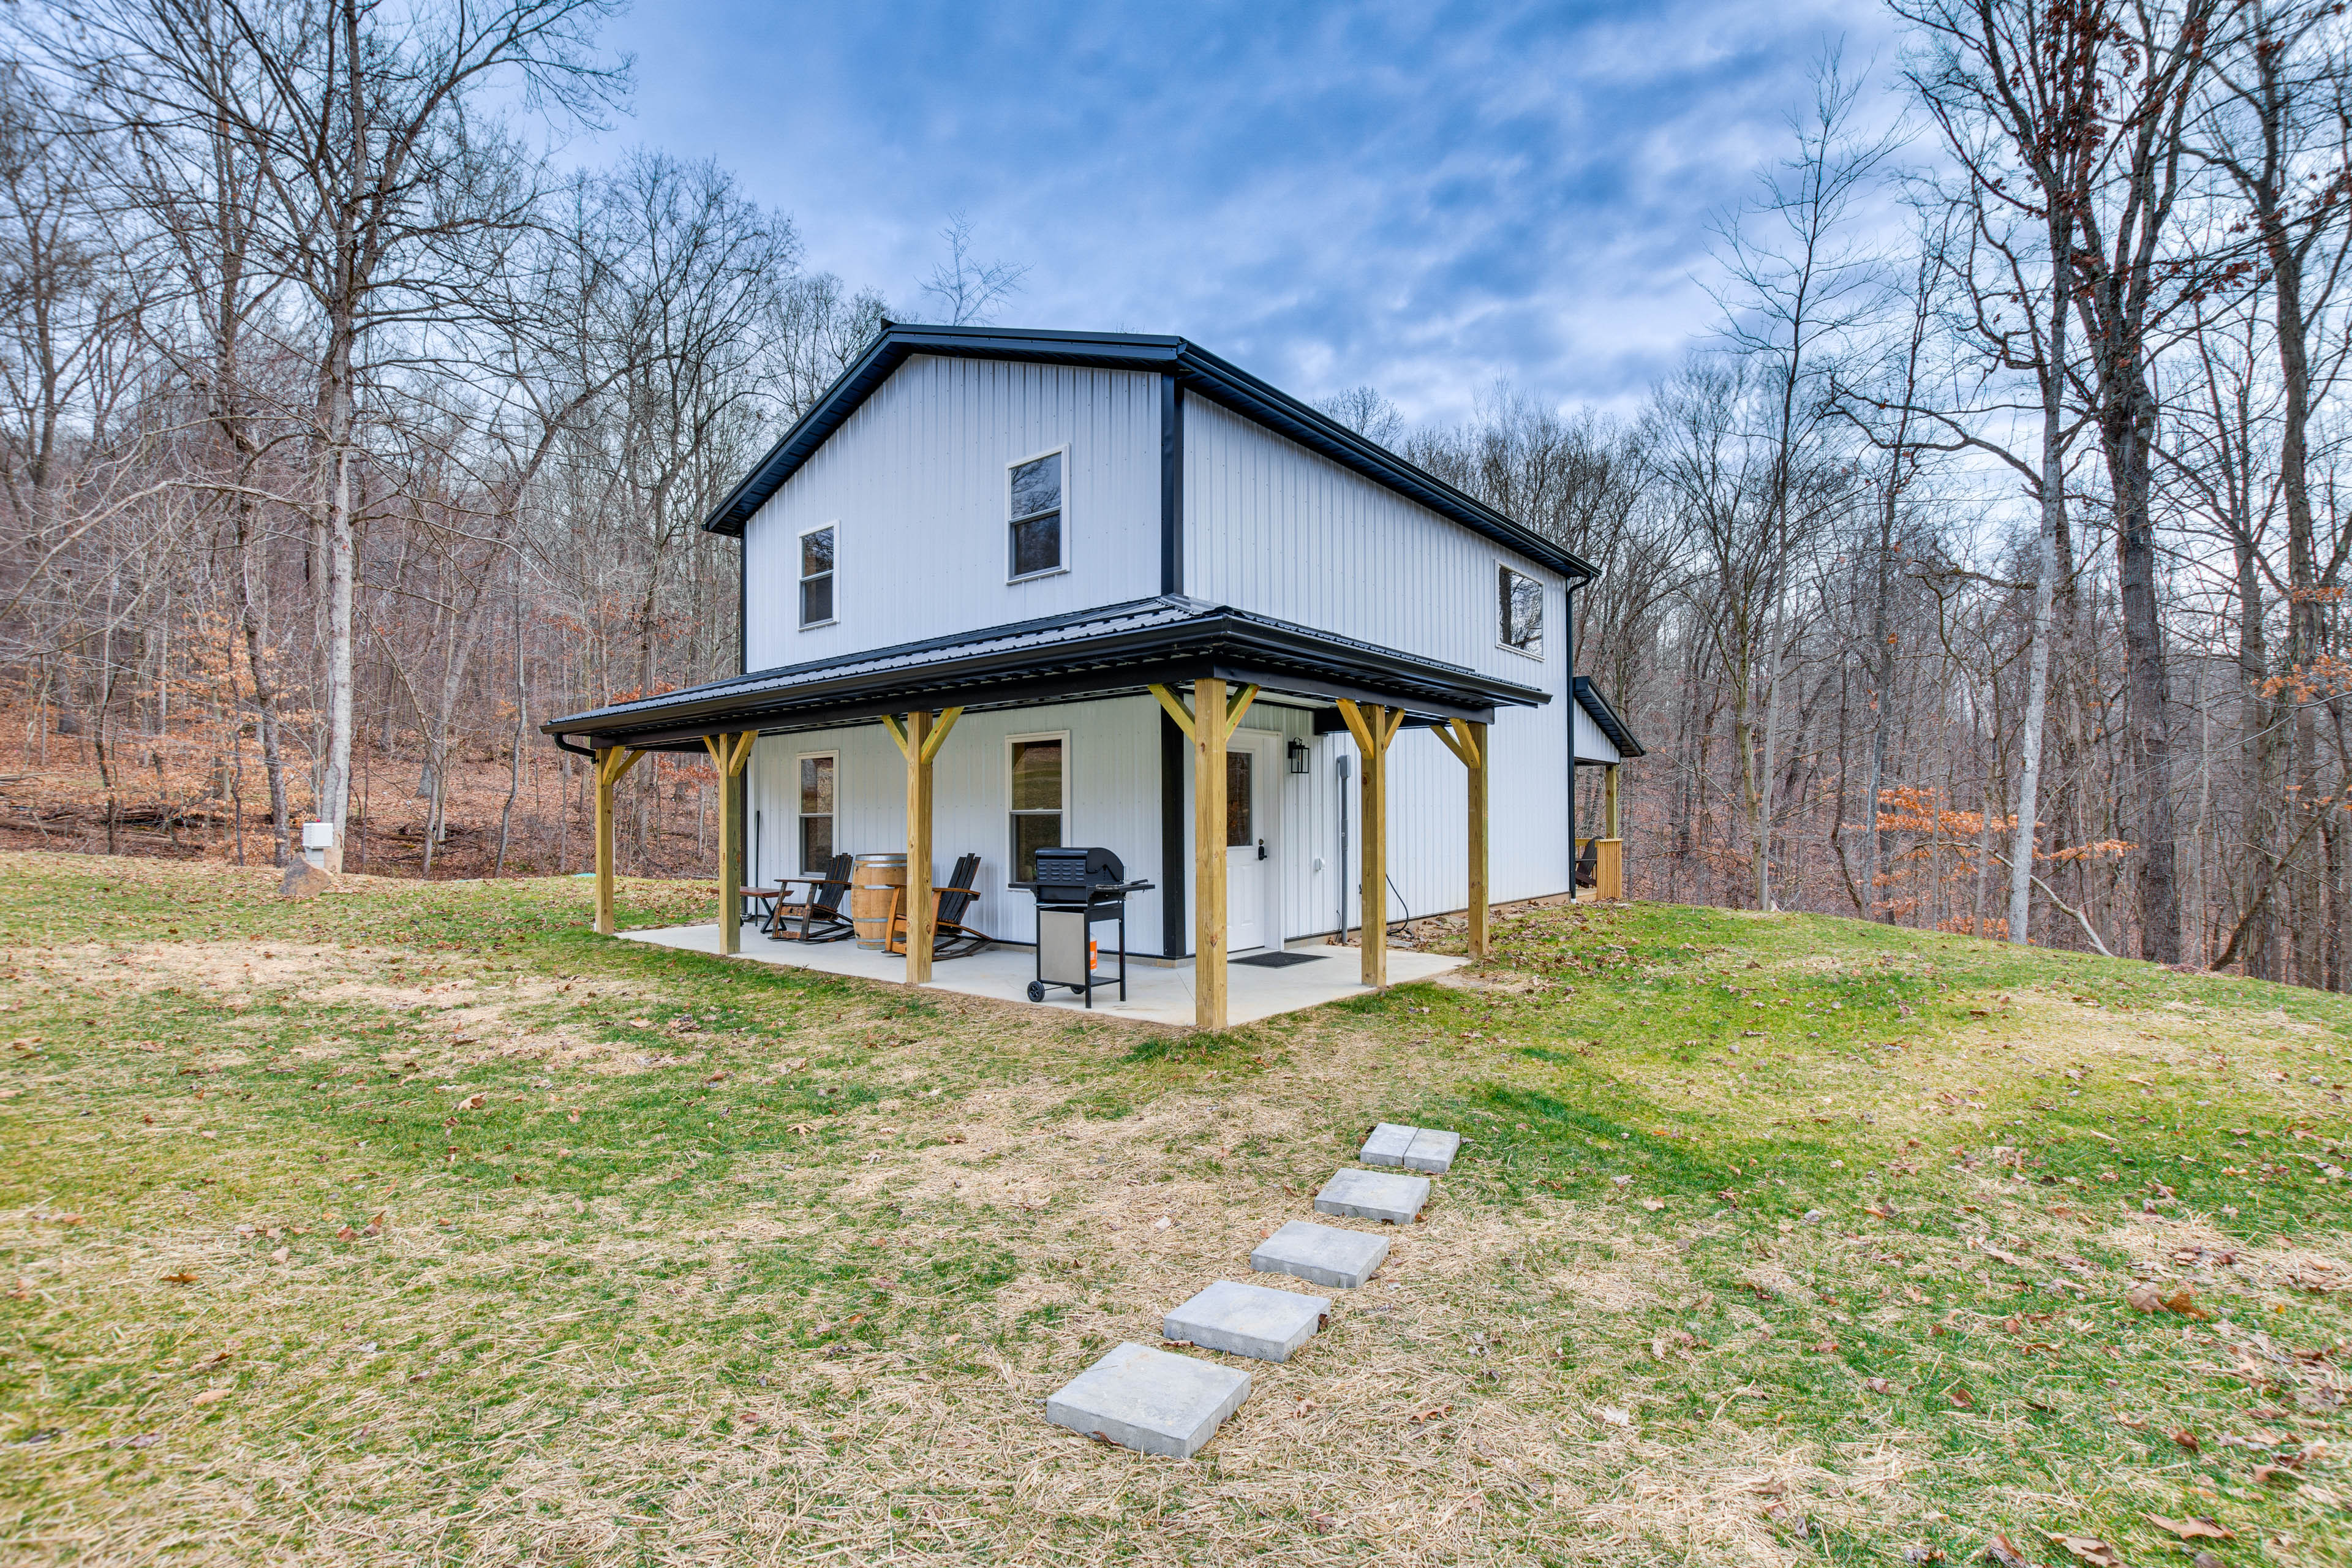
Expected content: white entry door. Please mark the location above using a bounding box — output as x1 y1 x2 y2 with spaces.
1224 734 1280 953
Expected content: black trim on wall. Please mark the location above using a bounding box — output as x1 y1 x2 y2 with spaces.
1565 581 1578 864
737 538 747 676
1159 373 1183 595
1160 710 1187 957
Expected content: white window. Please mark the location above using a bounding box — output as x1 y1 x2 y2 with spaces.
1008 733 1066 880
1498 565 1543 657
1008 449 1065 580
799 524 836 627
796 752 836 871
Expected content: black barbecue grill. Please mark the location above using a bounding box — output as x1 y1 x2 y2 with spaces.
1011 846 1153 1007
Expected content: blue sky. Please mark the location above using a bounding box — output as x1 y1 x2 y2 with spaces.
589 0 1897 424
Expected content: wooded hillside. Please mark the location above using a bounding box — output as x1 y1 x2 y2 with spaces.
1 1 2345 989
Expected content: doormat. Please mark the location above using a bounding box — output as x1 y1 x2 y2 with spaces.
1232 951 1327 968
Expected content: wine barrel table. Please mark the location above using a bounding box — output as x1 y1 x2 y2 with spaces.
850 853 908 949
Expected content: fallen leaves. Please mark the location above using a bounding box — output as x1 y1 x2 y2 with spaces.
2046 1533 2125 1567
1983 1531 2033 1568
2124 1281 2212 1319
2145 1515 2231 1542
161 1270 195 1284
190 1388 230 1408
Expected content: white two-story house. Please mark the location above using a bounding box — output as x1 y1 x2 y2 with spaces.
546 325 1635 1028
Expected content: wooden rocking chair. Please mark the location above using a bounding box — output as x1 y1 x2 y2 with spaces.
887 853 993 960
764 853 856 942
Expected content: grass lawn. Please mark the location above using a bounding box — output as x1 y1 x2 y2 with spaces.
1 848 2346 1566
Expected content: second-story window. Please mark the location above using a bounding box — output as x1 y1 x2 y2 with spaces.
800 524 835 627
1008 450 1064 579
1498 565 1543 657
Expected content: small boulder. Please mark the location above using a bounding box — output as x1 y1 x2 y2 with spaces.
279 861 334 900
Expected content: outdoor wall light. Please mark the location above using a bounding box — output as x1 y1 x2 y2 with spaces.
1287 738 1311 774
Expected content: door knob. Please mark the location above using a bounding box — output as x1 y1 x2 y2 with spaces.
1256 839 1268 861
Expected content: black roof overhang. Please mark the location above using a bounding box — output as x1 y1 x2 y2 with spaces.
699 325 1597 584
541 616 1548 755
1572 674 1645 759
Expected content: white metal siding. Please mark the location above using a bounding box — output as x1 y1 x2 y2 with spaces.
741 356 1161 670
1572 702 1623 764
1184 397 1575 907
745 698 1166 950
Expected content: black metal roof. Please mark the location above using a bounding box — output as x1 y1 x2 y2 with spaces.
1572 676 1645 759
701 323 1597 582
541 596 1550 752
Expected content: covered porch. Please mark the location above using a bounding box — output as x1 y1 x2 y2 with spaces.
1572 674 1643 903
616 920 1466 1028
544 596 1547 1030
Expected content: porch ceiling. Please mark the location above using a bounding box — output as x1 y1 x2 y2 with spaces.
541 595 1548 752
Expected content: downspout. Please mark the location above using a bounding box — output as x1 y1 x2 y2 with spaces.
1566 579 1580 887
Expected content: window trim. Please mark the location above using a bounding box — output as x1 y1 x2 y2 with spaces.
1495 560 1545 660
1006 728 1071 881
797 521 839 630
1005 445 1070 584
794 748 839 874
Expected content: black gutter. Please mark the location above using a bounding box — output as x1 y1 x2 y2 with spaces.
542 609 1549 743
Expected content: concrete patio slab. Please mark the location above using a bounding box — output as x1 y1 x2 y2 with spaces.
616 921 1465 1028
1313 1167 1431 1224
1358 1123 1416 1166
1164 1279 1330 1363
1044 1342 1250 1458
1250 1220 1390 1289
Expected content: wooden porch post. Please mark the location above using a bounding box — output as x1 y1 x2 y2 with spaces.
1466 721 1489 959
903 709 935 985
886 707 962 986
1433 717 1489 959
591 745 644 937
1193 677 1229 1030
1336 700 1401 989
702 732 757 954
1147 680 1254 1032
1604 763 1621 839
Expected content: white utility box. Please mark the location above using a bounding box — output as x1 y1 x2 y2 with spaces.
301 820 336 869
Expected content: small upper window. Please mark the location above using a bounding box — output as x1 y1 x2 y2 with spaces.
1498 565 1543 657
800 526 835 626
1008 451 1063 579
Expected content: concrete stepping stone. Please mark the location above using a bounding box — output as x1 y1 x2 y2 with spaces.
1045 1341 1250 1458
1403 1128 1461 1173
1251 1219 1390 1289
1359 1122 1462 1174
1164 1279 1331 1363
1313 1167 1431 1224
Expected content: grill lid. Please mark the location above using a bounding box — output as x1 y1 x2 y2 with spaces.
1031 845 1126 888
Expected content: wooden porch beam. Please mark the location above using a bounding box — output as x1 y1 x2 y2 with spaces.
1146 682 1195 737
919 706 963 765
1221 682 1261 739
